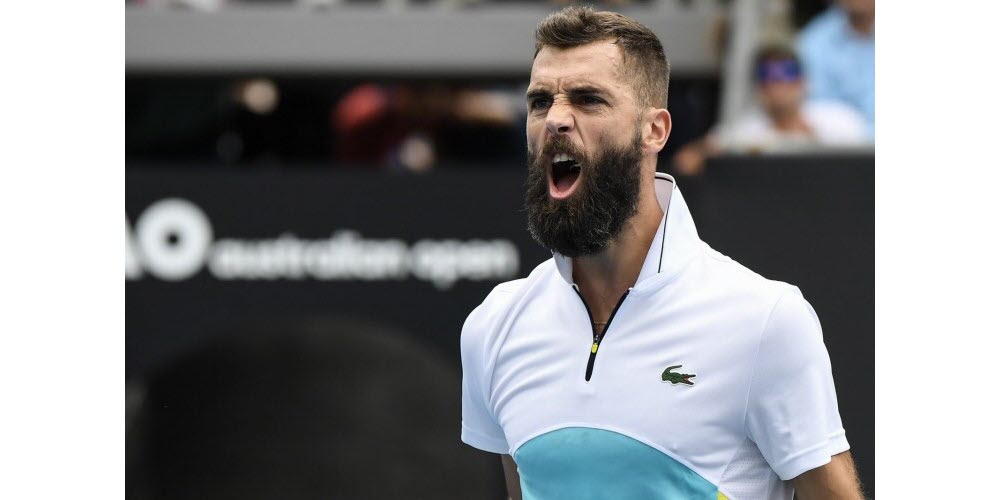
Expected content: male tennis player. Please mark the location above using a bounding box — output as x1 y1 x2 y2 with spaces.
460 7 862 500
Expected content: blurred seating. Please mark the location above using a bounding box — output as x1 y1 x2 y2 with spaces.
672 44 869 176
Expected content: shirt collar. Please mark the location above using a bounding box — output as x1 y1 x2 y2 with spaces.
553 172 703 290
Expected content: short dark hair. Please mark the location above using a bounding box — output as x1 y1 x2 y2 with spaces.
534 6 671 109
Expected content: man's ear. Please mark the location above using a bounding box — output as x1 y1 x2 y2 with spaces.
643 108 672 155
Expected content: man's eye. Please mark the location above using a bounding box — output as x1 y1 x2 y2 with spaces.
529 98 552 110
579 95 604 105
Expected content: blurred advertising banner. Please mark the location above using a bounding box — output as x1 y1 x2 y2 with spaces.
126 157 873 497
126 169 551 380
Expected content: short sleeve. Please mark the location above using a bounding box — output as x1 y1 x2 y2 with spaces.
746 288 850 480
460 295 510 454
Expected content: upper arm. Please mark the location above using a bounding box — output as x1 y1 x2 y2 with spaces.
746 288 850 480
791 451 863 500
460 295 511 454
501 454 522 500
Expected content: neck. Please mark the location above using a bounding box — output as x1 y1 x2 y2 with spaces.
772 109 809 133
847 10 874 36
571 174 664 304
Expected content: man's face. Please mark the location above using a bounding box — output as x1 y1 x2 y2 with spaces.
759 80 804 118
756 58 804 119
523 41 646 257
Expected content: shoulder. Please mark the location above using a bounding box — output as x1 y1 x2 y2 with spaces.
461 280 522 342
714 110 773 150
705 247 822 346
696 246 824 363
461 259 556 354
724 110 770 132
798 8 844 45
698 244 801 311
803 101 869 144
678 246 823 374
465 258 555 323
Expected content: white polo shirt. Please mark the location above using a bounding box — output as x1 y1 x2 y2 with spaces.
460 173 849 500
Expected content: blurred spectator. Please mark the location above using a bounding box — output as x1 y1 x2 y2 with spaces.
433 88 525 168
332 84 420 168
672 44 867 176
332 83 522 171
796 0 875 138
128 78 524 169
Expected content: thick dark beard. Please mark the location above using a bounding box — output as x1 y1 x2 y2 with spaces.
524 131 644 257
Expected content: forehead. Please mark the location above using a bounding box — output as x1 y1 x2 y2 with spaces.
529 40 628 94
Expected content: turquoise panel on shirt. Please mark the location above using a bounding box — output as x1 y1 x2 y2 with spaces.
514 427 718 500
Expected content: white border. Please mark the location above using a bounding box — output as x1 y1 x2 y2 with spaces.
878 1 1000 498
0 1 122 499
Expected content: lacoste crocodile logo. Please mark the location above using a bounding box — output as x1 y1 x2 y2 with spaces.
661 365 696 386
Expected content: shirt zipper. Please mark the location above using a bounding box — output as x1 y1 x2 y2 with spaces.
572 284 631 382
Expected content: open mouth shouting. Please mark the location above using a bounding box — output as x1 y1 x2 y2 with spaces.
549 152 583 200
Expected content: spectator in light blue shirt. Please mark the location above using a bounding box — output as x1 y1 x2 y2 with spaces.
797 0 875 139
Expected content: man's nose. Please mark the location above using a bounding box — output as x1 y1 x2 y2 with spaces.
545 101 574 136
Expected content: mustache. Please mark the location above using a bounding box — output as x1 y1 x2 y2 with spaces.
531 137 587 165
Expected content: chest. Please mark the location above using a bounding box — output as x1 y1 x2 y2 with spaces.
489 286 762 467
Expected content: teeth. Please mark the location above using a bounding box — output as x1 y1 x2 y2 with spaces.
552 153 576 164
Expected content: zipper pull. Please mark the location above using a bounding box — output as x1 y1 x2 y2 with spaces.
591 342 599 354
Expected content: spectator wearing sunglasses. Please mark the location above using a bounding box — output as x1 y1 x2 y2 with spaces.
672 45 868 176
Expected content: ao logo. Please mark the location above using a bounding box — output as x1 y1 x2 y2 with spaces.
126 198 213 281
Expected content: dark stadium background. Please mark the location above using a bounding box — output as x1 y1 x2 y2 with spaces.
126 1 874 498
